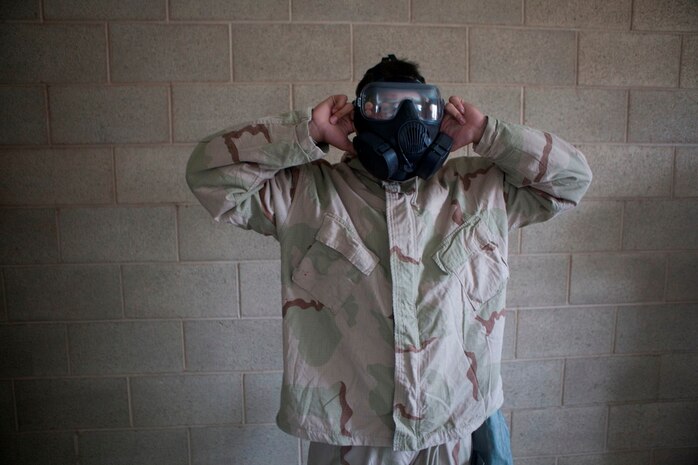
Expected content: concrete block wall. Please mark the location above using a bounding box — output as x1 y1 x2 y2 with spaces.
0 0 696 464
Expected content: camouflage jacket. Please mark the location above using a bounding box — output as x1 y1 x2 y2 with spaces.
185 109 592 451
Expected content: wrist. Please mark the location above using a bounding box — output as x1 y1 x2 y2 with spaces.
308 118 321 145
472 115 487 145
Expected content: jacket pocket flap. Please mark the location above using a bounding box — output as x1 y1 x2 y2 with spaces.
433 215 486 274
315 213 378 276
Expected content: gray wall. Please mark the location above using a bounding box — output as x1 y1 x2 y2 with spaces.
1 0 697 464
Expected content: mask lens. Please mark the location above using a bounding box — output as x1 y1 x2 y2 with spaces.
359 83 442 122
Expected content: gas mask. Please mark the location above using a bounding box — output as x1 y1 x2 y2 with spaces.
353 81 453 182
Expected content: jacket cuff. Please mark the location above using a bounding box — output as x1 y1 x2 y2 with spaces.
295 107 329 162
472 116 498 159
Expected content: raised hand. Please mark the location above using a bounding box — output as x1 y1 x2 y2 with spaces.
309 95 356 154
440 96 488 152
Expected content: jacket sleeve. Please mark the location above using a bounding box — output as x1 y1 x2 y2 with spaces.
185 109 326 238
473 117 593 230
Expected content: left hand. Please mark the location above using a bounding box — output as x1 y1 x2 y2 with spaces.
440 96 487 152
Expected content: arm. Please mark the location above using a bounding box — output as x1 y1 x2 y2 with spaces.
185 96 355 237
441 97 592 230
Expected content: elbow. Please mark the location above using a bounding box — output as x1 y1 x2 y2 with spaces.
575 148 594 198
185 140 209 194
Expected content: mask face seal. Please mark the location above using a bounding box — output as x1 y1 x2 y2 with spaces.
353 82 453 182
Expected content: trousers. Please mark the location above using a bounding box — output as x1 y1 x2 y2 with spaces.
306 410 512 465
307 437 472 465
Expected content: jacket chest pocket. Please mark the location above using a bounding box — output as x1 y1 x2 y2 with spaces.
292 213 379 313
433 215 509 308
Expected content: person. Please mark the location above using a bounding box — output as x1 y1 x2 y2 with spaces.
186 55 592 464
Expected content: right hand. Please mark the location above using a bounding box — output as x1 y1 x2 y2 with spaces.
309 95 356 154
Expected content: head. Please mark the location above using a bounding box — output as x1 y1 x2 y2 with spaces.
355 55 425 98
352 55 453 182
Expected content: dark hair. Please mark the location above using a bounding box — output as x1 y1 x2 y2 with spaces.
355 54 425 97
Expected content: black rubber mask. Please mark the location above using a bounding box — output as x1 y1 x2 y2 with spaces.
353 82 453 182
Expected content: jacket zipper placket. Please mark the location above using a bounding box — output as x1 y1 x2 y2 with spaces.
384 181 421 450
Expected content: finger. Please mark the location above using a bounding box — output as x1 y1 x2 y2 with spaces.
444 102 466 124
330 103 354 124
331 95 348 114
448 96 465 114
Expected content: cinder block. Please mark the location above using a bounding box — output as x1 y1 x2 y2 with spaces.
130 374 242 426
570 254 665 304
292 83 357 112
632 0 698 31
354 26 467 83
557 451 651 465
0 148 113 205
411 0 521 24
1 24 106 84
14 378 129 431
607 401 698 449
0 209 58 265
240 261 281 317
651 447 698 465
515 458 556 465
44 0 165 19
511 406 607 456
578 144 673 198
184 319 282 371
563 356 660 405
579 32 680 87
0 278 5 321
190 425 299 465
437 85 521 125
294 0 408 22
0 86 47 145
525 88 627 143
49 85 169 144
659 353 698 399
123 263 238 318
615 303 698 353
628 90 698 143
675 147 698 197
232 24 350 81
502 309 516 360
667 253 698 301
172 84 290 142
525 0 632 28
243 372 282 424
178 205 280 261
115 146 197 204
681 35 698 88
470 28 576 85
60 206 177 262
506 255 569 307
517 306 615 358
78 429 189 465
0 432 77 465
521 201 622 253
622 199 698 250
0 1 40 20
170 0 288 20
4 265 121 321
501 359 562 409
0 324 68 377
0 381 14 432
110 24 228 82
68 321 183 374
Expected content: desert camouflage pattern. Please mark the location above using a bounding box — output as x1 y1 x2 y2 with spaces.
185 109 592 451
